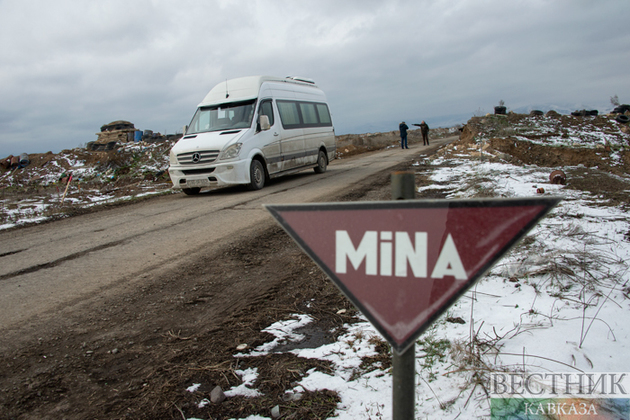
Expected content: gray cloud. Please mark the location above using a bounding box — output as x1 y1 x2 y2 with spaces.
1 0 628 156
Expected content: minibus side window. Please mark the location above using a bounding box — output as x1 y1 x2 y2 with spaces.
277 101 301 129
316 104 332 125
277 100 332 129
299 103 318 125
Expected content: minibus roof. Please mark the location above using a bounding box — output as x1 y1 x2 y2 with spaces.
198 76 318 107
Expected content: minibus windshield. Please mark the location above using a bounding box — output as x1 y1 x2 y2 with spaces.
186 100 256 134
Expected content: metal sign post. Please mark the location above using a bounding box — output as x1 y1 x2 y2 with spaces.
391 171 416 420
393 344 416 419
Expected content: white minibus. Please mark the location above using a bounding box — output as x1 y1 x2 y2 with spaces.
168 76 336 195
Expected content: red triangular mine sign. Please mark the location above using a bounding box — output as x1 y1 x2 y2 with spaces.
265 197 560 354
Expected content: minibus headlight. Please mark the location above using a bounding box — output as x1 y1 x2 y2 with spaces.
219 143 242 160
169 150 178 165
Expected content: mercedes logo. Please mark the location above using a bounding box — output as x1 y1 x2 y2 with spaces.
192 152 201 163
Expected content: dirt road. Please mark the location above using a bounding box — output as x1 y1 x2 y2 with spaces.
0 136 455 419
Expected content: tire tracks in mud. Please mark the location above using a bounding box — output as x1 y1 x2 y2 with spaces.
0 240 128 281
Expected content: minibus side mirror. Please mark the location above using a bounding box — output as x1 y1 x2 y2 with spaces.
259 115 271 131
183 125 188 135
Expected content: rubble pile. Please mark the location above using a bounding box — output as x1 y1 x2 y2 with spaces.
0 139 176 229
456 109 630 174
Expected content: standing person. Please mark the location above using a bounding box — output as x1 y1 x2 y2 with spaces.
420 121 430 145
399 121 409 149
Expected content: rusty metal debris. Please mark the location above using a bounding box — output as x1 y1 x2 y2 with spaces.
0 156 11 170
549 170 566 185
1 154 30 170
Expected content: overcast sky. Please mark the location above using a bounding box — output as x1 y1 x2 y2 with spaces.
1 0 628 156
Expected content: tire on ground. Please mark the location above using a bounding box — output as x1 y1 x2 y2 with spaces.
247 159 266 190
314 150 327 174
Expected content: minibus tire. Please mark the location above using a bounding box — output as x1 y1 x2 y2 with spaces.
314 150 327 174
182 187 201 195
248 160 265 190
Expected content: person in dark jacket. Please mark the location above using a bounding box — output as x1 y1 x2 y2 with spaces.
399 122 409 149
419 121 430 145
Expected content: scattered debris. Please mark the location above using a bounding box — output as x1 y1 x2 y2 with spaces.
1 154 30 170
19 153 30 167
549 169 566 185
210 386 226 404
0 140 176 229
60 173 73 204
446 316 466 324
612 104 630 114
0 156 11 170
494 100 507 115
571 109 599 117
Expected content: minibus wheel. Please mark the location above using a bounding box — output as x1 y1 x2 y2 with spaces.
182 187 201 195
314 150 327 174
248 159 265 190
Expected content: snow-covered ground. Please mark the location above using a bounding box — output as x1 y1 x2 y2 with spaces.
183 141 630 419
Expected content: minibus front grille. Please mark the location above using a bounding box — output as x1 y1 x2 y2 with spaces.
182 168 216 175
177 150 220 165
